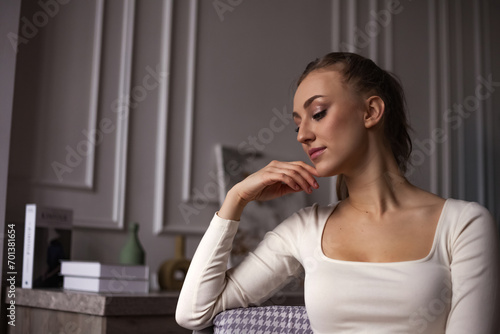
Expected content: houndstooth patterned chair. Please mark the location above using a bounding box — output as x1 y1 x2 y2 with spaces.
193 306 313 334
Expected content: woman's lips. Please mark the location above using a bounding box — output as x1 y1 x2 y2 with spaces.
308 147 326 160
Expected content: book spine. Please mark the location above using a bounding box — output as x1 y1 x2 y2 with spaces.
21 204 36 288
37 206 73 228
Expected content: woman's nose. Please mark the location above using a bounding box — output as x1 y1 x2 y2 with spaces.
296 123 314 144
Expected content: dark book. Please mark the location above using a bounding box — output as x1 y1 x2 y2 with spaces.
22 204 73 288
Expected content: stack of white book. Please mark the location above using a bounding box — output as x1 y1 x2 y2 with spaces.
60 261 149 293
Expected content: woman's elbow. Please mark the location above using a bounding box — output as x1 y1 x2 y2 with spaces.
175 306 214 331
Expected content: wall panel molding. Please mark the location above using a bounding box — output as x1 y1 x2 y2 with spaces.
181 0 199 203
33 0 104 190
109 0 135 229
154 0 204 234
481 0 495 213
74 0 136 229
153 0 174 235
347 0 356 52
473 0 486 206
330 0 341 202
85 0 105 190
331 0 341 51
368 0 378 63
438 0 451 199
453 0 466 200
428 0 439 195
16 0 138 230
382 0 393 71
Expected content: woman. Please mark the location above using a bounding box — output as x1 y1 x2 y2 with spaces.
176 52 499 333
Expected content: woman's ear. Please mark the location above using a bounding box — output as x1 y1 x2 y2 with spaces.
364 96 385 128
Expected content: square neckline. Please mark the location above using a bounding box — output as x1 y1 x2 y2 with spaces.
318 198 450 265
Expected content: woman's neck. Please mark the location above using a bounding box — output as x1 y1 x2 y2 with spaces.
342 150 412 217
345 172 410 215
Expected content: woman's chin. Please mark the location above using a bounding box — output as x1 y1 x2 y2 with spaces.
314 165 338 178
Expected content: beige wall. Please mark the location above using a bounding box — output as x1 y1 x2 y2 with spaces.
6 0 500 284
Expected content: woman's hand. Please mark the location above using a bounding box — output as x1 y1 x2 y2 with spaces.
234 160 320 202
218 160 319 221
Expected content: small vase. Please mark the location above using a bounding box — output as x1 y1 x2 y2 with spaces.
158 235 190 290
119 222 145 265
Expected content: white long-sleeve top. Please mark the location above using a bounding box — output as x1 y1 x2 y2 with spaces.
176 198 500 333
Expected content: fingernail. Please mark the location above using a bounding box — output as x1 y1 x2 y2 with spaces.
314 181 319 188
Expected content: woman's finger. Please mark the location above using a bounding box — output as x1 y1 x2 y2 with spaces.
261 168 310 195
288 161 320 188
264 167 311 193
235 160 319 203
267 161 319 190
289 161 320 177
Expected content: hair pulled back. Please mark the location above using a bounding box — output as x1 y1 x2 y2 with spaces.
297 52 412 200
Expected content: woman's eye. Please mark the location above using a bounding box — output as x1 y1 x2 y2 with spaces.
312 110 326 121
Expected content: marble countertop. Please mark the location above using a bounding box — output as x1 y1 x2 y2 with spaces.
10 288 180 316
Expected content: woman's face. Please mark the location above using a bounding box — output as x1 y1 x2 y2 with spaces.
293 70 370 177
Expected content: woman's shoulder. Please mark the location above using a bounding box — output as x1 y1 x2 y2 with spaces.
438 198 496 243
438 198 499 269
402 188 492 226
442 198 493 220
273 202 338 234
444 198 494 223
268 203 338 253
407 186 491 215
295 202 339 219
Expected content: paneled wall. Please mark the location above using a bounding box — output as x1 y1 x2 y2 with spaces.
8 0 135 230
7 0 499 280
7 0 333 276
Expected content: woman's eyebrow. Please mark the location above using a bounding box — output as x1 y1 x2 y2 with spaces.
293 95 326 119
303 95 325 109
